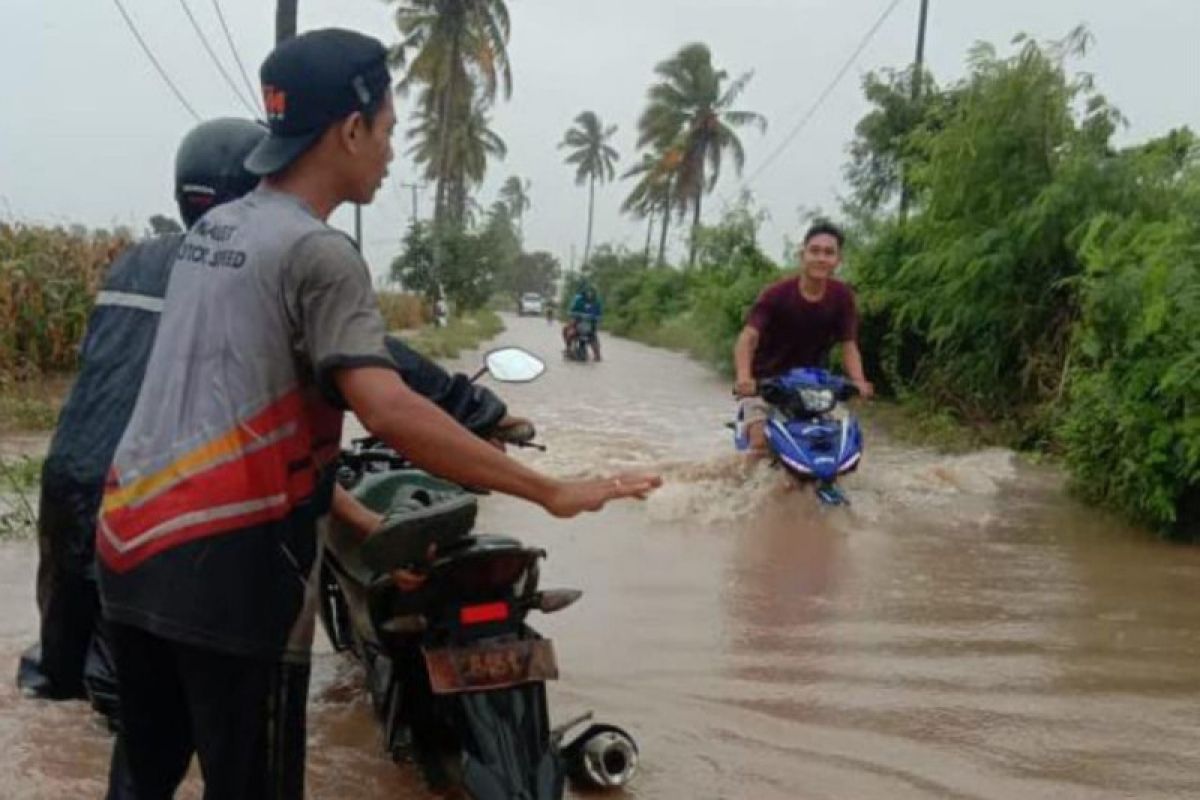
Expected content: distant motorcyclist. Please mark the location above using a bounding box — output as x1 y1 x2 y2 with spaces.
562 284 604 361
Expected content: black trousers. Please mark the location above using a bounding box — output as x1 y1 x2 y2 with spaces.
105 622 309 800
21 472 103 700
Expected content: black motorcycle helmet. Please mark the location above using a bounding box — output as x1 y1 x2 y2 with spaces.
174 118 267 227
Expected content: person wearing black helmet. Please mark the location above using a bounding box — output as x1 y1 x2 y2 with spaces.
15 114 529 723
99 28 660 799
15 117 267 722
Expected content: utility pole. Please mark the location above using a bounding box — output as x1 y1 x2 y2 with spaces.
898 0 930 223
399 182 425 226
913 0 930 101
276 0 297 44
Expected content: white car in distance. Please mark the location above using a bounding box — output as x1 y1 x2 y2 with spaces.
518 292 545 316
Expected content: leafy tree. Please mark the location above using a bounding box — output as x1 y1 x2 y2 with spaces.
844 66 952 216
479 201 520 293
510 251 560 297
391 221 496 310
559 111 619 269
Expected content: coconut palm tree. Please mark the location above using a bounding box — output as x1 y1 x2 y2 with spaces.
621 147 683 266
499 176 531 239
408 87 506 224
637 43 766 265
559 111 619 269
388 0 512 226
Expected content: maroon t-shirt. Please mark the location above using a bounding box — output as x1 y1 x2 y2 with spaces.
746 276 859 378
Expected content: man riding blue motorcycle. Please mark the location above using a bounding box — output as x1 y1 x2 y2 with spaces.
732 220 874 454
731 222 873 504
562 285 603 362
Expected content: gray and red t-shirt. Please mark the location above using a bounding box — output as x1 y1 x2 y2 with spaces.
97 186 393 661
746 276 859 379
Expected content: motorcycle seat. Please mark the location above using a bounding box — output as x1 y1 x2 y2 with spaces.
329 471 479 575
359 488 478 573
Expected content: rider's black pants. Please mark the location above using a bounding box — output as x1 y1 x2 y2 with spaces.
105 622 309 800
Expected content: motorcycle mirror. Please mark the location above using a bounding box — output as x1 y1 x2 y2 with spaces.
483 347 546 383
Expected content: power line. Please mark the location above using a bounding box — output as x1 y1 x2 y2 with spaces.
211 0 263 116
111 0 201 121
177 0 259 117
744 0 906 187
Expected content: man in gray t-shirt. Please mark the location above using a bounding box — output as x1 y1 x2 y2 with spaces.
99 28 661 799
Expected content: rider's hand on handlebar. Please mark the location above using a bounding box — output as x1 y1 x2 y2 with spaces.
542 472 663 518
852 379 875 400
733 378 757 398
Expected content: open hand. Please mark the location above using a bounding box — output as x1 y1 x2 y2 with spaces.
542 472 663 518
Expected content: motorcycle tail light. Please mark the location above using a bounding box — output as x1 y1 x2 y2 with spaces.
460 601 510 625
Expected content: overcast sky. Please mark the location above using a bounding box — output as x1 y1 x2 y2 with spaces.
2 0 1196 282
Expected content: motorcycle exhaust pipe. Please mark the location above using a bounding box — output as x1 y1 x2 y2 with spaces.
563 724 639 790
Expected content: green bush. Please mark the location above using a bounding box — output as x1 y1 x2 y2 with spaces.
1061 166 1200 538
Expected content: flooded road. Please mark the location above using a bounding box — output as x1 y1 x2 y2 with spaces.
3 313 1200 798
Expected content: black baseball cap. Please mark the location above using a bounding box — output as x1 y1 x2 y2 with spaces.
244 28 391 176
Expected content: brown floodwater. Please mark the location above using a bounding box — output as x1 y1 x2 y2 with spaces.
2 314 1199 798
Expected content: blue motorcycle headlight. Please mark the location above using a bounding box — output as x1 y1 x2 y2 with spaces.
798 387 835 415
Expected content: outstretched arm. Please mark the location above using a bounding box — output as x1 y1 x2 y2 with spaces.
336 366 661 517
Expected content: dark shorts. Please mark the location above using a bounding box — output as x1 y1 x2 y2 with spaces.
105 622 309 800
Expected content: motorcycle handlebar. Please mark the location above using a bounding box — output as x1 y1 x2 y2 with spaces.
735 378 859 401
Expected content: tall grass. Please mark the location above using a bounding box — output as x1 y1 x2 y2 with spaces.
377 290 429 331
0 224 129 377
406 310 505 359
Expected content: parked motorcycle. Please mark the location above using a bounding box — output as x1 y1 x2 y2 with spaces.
319 347 639 798
732 367 863 506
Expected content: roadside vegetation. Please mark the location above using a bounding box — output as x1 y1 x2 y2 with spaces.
403 309 505 360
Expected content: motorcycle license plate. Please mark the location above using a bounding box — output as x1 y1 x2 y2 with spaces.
423 639 558 694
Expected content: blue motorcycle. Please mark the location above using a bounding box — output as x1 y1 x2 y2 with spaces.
733 368 863 506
